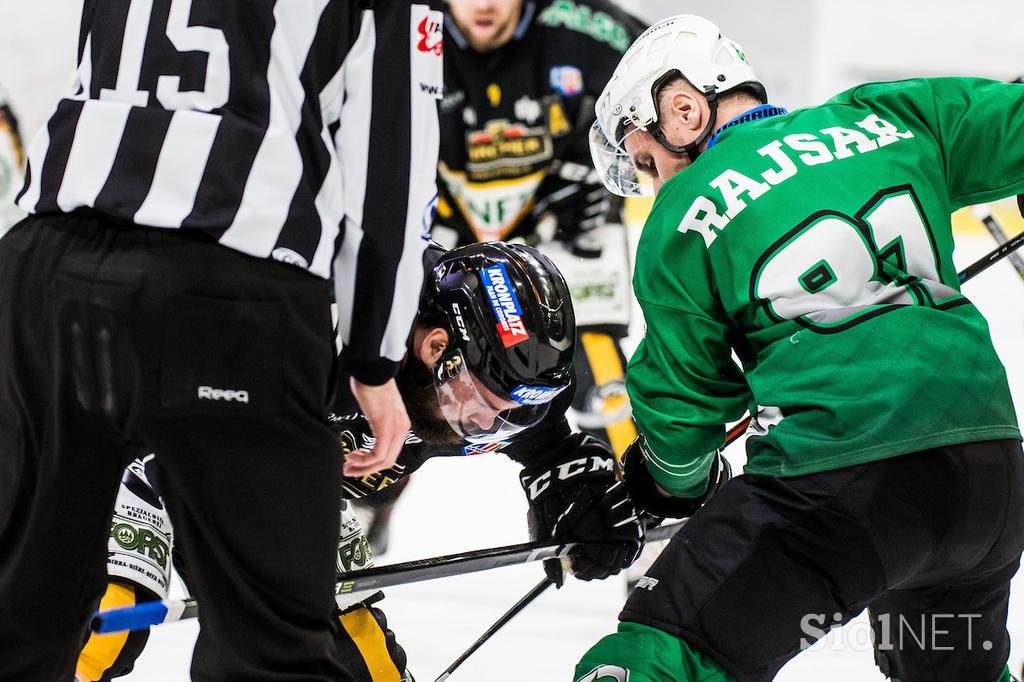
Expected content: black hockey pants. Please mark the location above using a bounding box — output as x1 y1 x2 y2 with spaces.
623 439 1024 682
0 213 351 680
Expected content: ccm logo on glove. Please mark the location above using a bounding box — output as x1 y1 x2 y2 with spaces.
525 455 613 500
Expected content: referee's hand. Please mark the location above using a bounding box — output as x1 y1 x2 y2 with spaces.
344 377 411 477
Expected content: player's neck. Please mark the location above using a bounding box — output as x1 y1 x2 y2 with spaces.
711 97 765 135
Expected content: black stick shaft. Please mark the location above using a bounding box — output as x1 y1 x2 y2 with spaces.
434 577 554 682
958 229 1024 284
972 205 1024 280
92 520 688 633
337 518 686 592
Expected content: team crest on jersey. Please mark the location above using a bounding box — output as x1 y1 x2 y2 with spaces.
510 383 566 406
480 264 530 347
550 66 583 97
466 119 553 179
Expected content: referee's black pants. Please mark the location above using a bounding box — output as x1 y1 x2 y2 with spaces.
0 213 350 680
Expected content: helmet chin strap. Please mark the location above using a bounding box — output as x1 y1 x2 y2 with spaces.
648 86 718 163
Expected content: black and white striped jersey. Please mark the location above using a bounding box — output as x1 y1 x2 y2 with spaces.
17 0 444 384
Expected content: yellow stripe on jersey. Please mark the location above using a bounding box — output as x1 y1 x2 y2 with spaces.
76 582 134 682
581 331 637 458
339 607 402 682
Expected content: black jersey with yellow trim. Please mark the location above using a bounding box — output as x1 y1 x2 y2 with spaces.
434 0 643 246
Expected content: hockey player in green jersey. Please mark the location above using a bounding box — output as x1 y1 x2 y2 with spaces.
574 13 1024 682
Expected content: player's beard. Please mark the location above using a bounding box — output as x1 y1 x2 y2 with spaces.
396 354 465 446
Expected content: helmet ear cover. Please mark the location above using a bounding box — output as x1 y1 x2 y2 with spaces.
645 70 720 162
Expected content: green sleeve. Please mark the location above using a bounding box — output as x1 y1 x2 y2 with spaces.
924 78 1024 209
844 78 1024 209
627 297 749 498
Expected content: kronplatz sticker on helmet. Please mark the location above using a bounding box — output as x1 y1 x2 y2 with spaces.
480 263 531 347
424 241 574 405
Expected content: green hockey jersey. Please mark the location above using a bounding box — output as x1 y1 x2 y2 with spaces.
629 77 1024 497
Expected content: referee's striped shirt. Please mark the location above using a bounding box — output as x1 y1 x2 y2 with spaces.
17 0 444 384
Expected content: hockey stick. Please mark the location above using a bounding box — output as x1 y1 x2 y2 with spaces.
434 577 555 682
957 226 1024 285
970 204 1024 281
92 230 1024 635
90 519 690 634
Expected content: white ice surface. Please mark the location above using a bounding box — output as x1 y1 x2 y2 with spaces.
123 226 1024 682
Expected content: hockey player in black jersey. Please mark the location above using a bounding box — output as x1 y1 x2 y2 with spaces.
77 241 646 680
357 0 650 568
434 0 645 455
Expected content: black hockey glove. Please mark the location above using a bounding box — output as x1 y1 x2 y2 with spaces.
330 412 434 500
520 442 644 585
619 437 732 520
532 170 613 244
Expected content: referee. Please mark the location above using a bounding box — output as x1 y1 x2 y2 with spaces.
0 2 443 679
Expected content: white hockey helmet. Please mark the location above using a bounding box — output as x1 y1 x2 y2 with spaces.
589 14 765 197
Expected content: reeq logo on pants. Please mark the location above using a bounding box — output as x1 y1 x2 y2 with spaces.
480 264 530 347
197 386 250 404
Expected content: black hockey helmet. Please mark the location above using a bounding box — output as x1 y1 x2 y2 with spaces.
420 241 575 441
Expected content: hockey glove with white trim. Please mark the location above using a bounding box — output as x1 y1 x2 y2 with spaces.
520 437 644 585
619 436 732 520
533 169 614 248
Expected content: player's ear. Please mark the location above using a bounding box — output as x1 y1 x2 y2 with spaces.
670 89 703 133
418 326 449 365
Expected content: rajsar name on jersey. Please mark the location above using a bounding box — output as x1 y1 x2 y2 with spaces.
677 112 915 247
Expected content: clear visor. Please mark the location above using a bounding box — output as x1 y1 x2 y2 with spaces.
588 120 653 198
433 350 555 444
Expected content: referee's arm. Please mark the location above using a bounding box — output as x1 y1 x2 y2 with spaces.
332 1 443 476
333 0 442 386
